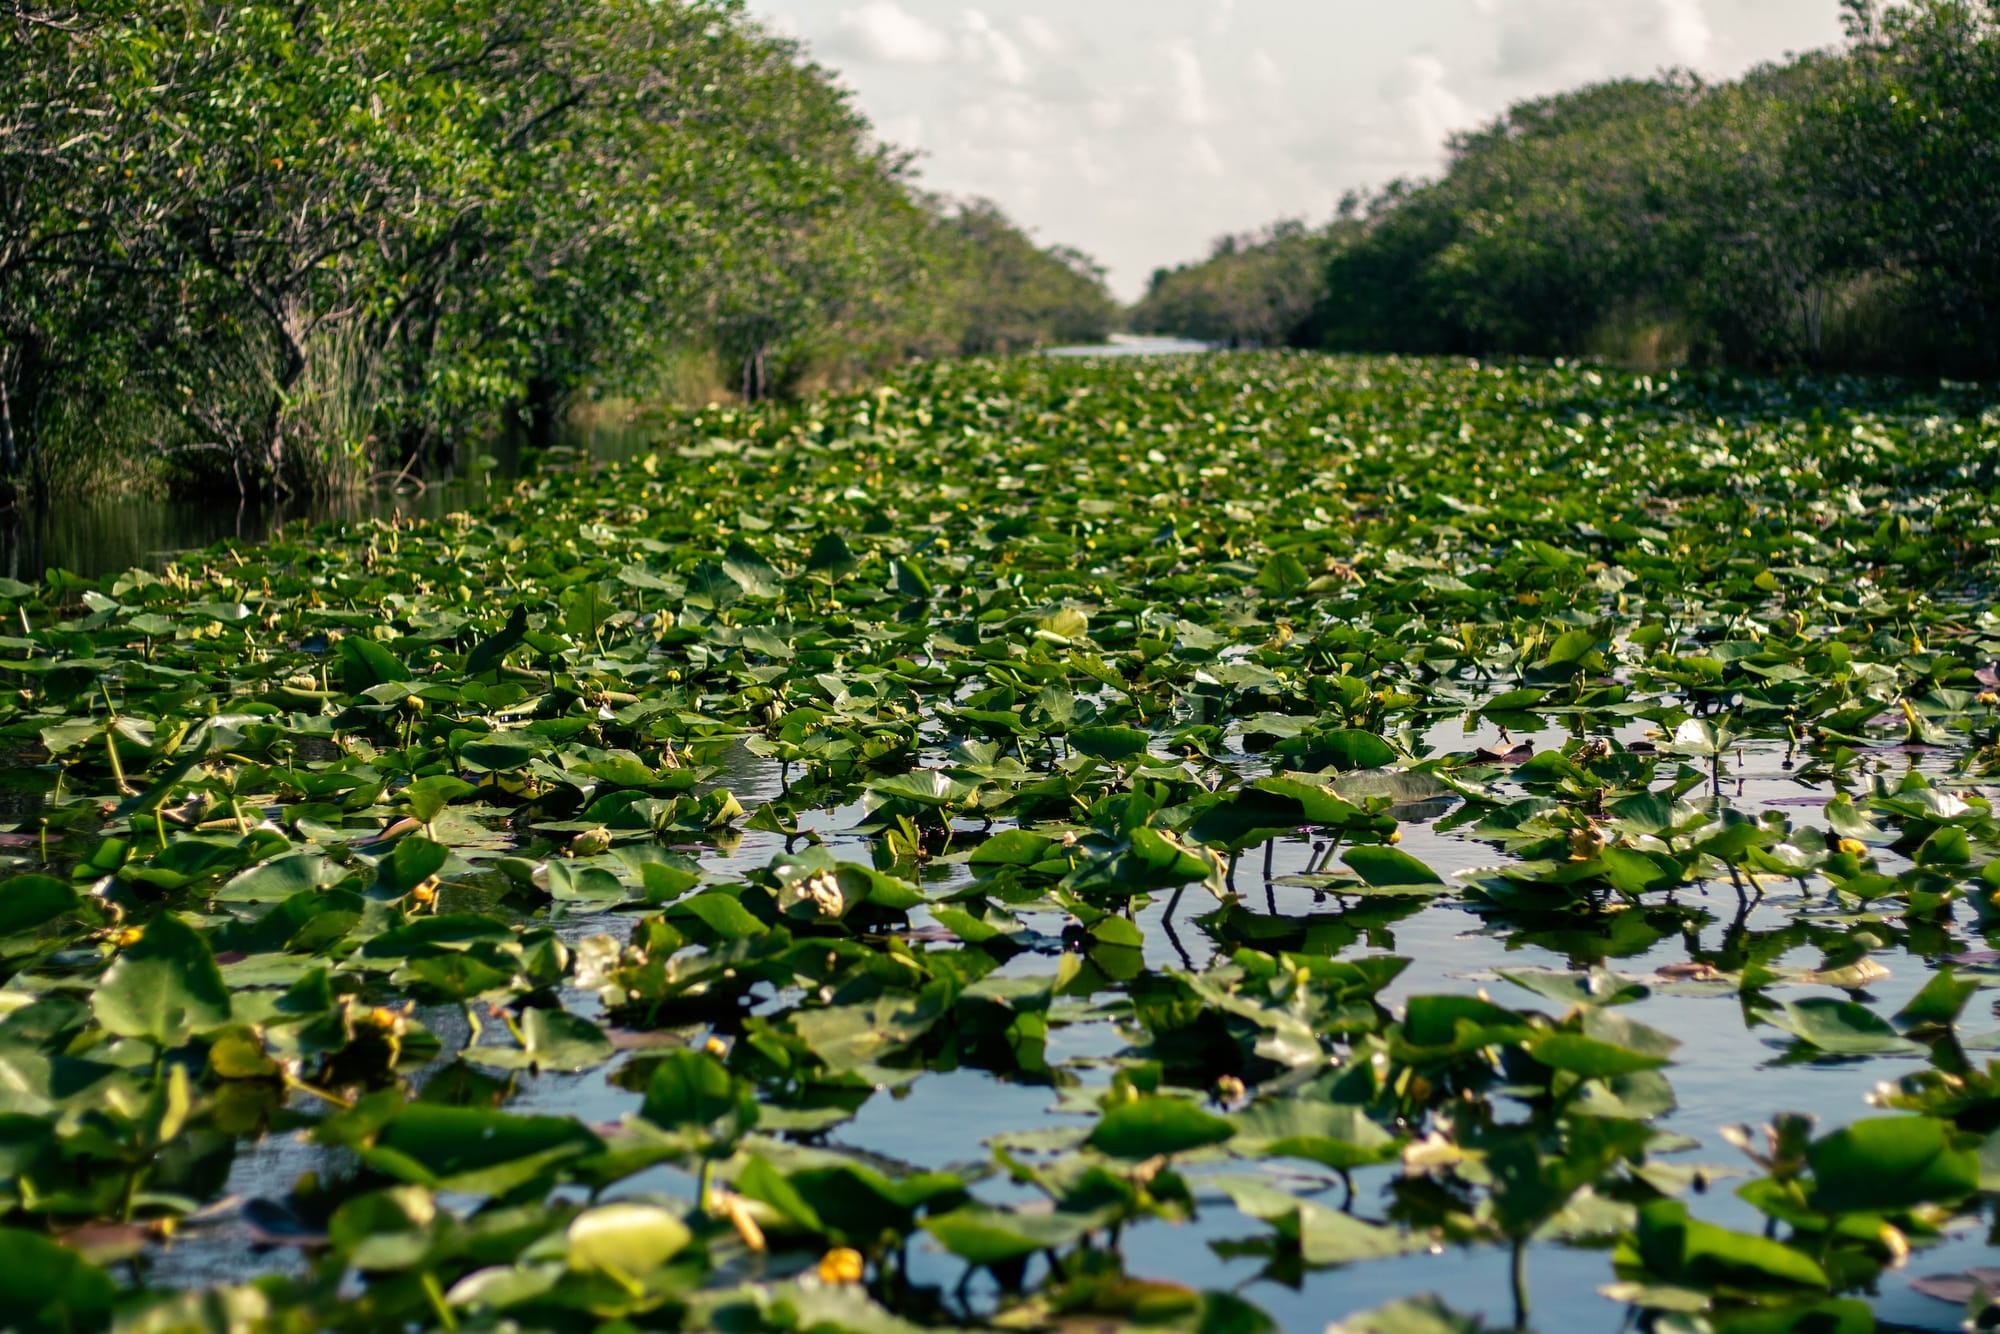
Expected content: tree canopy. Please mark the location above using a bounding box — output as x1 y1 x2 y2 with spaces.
0 0 1115 498
1138 0 2000 378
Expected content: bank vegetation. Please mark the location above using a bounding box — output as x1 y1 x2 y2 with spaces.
1132 0 2000 379
0 0 1116 499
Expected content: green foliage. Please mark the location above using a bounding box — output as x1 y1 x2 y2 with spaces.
1129 219 1328 348
1147 2 2000 378
0 352 1998 1328
0 1 1113 498
921 199 1119 358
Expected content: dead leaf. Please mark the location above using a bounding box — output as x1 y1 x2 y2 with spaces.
1657 962 1724 982
1910 1268 2000 1304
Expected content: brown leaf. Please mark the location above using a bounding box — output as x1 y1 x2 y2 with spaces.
1911 1275 1978 1304
605 1028 685 1052
59 1223 152 1264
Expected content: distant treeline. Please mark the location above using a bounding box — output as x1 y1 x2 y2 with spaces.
1132 0 2000 378
1 1 1115 498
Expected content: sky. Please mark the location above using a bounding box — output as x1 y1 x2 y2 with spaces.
746 0 1850 302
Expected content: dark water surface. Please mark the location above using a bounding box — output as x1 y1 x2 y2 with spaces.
4 421 659 583
6 343 1175 581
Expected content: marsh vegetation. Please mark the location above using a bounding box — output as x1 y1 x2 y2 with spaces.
3 353 1999 1332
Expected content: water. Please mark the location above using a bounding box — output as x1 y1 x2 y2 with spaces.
136 708 1991 1331
2 478 479 583
1043 334 1218 358
8 347 1212 581
4 415 657 582
31 372 1992 1331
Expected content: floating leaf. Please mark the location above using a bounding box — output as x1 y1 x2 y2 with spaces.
93 913 231 1048
566 1203 691 1276
1088 1096 1234 1159
1758 998 1924 1056
922 1207 1095 1265
1807 1117 1979 1214
1341 846 1445 889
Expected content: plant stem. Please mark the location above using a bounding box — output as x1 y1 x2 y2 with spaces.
1510 1238 1531 1329
419 1271 459 1331
105 728 136 796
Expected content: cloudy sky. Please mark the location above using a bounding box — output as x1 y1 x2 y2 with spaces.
748 0 1848 300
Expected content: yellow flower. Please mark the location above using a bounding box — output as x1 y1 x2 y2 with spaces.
816 1247 864 1285
112 926 144 949
1836 838 1868 857
804 871 844 917
1568 824 1607 862
1388 828 1403 845
1981 692 1999 707
704 1035 729 1058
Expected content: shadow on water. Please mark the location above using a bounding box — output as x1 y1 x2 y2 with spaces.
9 350 1212 582
3 412 662 582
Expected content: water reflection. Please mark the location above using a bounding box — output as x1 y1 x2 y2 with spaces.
7 409 662 581
1041 334 1217 358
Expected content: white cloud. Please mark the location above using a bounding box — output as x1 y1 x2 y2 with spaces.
1186 133 1225 177
1479 0 1714 79
1247 48 1284 117
1166 39 1213 127
1397 53 1474 158
830 2 953 65
747 0 1843 299
1068 137 1110 188
961 11 1030 85
877 112 927 148
1017 16 1069 58
1657 0 1714 65
1086 94 1130 132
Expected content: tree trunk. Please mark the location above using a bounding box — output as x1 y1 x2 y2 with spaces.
252 298 309 495
0 360 18 500
741 344 771 404
0 332 45 505
524 373 567 452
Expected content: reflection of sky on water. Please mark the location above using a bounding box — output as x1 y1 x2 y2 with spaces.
87 411 1990 1330
146 686 1988 1329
